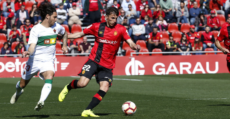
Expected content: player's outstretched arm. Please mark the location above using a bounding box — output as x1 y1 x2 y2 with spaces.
126 39 140 50
62 32 68 54
68 31 85 39
23 43 36 57
215 40 229 54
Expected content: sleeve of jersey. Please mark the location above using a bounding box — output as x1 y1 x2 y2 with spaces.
122 27 131 41
57 23 65 35
217 30 224 42
28 27 38 44
83 24 95 35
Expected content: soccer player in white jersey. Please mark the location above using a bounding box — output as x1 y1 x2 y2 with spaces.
10 3 68 111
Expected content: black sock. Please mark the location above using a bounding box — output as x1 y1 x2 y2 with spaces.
67 79 78 90
86 90 106 110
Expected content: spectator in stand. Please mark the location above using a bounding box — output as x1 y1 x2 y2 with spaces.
15 0 25 12
64 0 75 11
14 42 25 57
156 16 167 31
148 0 158 10
189 2 201 25
67 38 79 54
3 0 15 17
83 0 103 24
176 1 189 24
112 0 120 8
209 0 224 15
200 0 210 12
166 33 177 54
172 0 179 12
132 17 146 43
153 5 165 20
207 10 220 31
21 19 33 35
117 9 126 24
68 2 82 26
40 0 50 6
177 33 190 55
140 4 152 23
126 4 136 24
51 0 63 8
16 5 29 29
1 42 13 55
159 0 173 22
187 0 196 10
136 0 149 13
192 37 203 55
9 25 21 44
143 15 149 25
194 12 207 31
145 17 156 36
57 3 68 25
225 0 230 19
186 25 200 44
80 36 92 54
29 4 41 24
107 0 114 8
0 14 7 34
148 26 165 51
121 0 136 12
201 26 217 52
121 17 129 30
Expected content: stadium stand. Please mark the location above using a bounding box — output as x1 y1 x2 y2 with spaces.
0 34 7 42
152 48 163 56
180 23 190 33
168 23 179 33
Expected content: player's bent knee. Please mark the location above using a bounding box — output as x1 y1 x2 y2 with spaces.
77 77 90 88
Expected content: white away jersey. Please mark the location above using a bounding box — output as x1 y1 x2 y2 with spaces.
28 22 65 61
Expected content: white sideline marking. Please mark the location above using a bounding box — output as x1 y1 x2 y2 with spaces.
186 98 228 100
70 76 142 81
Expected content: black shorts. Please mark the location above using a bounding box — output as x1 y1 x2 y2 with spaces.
78 59 113 87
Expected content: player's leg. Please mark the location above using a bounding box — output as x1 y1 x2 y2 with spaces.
81 67 112 117
10 62 37 104
34 61 55 111
59 59 98 102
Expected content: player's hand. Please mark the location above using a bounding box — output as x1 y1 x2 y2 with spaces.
62 46 68 54
221 48 230 54
22 51 30 58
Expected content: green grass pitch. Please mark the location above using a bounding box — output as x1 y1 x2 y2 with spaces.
1 74 230 119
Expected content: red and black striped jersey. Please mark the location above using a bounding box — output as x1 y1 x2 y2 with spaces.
83 22 130 69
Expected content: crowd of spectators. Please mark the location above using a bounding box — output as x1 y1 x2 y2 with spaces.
0 0 229 56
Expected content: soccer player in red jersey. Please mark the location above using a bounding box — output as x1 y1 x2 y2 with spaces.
215 16 230 72
58 7 139 117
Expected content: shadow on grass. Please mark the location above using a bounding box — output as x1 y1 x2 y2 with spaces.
208 104 230 106
14 113 112 118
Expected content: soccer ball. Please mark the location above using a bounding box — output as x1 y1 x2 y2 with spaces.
122 101 137 115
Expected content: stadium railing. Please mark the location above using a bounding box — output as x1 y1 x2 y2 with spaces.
0 51 223 57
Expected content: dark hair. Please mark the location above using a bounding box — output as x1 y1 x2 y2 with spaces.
3 42 8 46
21 5 25 7
38 2 56 21
113 0 117 2
31 4 38 12
25 18 30 22
15 0 24 3
106 7 119 16
12 24 17 28
124 17 127 19
148 17 153 20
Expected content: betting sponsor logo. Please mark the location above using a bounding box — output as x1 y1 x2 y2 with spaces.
125 58 145 75
61 63 69 70
99 39 118 45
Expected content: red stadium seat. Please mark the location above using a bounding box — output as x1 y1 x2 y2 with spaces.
138 49 149 56
25 1 34 13
56 49 64 57
217 15 226 26
211 31 219 40
181 23 190 33
136 40 147 49
152 48 162 56
0 41 4 49
71 24 82 33
172 31 182 43
11 42 19 52
217 49 224 54
168 23 179 33
56 40 62 50
74 38 83 45
0 33 7 42
125 49 136 56
198 31 205 37
205 48 214 55
61 24 70 33
160 31 169 45
122 42 131 50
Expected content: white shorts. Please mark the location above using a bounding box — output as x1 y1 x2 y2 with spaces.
21 59 55 80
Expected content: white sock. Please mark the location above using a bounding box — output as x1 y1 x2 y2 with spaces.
16 81 22 95
38 83 52 102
